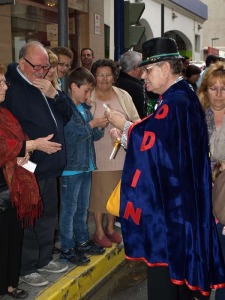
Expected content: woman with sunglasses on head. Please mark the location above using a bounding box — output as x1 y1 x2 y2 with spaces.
198 61 225 300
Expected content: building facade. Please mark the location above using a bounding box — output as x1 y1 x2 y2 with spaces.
0 0 209 66
200 0 225 60
105 0 208 61
0 0 105 66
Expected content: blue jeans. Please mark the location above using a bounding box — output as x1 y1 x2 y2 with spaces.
59 172 91 251
216 222 225 300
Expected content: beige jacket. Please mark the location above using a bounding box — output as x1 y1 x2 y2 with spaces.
90 86 140 122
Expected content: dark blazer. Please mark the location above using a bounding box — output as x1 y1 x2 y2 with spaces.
116 70 146 118
3 63 72 180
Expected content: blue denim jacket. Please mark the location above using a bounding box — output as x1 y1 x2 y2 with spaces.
63 98 104 171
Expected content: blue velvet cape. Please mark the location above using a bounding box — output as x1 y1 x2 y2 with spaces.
120 80 225 296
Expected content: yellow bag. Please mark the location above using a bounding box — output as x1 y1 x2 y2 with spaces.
106 180 121 217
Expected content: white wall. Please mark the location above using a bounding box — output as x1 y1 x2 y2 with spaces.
201 0 225 51
104 0 204 60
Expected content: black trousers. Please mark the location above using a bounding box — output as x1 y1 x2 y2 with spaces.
147 266 210 300
20 177 58 276
0 208 23 294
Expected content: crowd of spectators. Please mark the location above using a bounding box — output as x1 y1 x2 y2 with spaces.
1 37 225 300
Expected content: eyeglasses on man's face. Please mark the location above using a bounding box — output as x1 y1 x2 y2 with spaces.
23 58 51 71
0 80 10 87
142 62 164 73
58 62 71 69
208 86 225 95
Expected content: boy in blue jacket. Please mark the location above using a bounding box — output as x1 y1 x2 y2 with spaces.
59 67 108 264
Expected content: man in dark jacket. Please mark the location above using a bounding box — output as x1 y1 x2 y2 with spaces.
80 47 94 71
116 51 158 118
3 41 72 287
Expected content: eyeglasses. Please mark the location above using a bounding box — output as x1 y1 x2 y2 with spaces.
49 63 57 69
23 58 51 71
95 74 113 79
142 62 164 73
58 62 71 69
208 86 225 94
0 80 10 87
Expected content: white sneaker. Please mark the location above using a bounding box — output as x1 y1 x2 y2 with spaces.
37 260 68 273
20 272 49 287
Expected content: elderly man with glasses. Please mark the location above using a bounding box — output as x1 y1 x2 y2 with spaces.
2 41 72 287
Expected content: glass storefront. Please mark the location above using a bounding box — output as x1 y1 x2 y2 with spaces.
12 1 58 61
0 0 89 65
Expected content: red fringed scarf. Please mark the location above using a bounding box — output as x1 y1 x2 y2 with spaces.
0 107 42 226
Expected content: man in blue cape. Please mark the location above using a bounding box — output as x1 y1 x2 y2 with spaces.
106 37 225 300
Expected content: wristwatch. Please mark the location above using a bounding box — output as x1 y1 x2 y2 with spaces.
53 92 59 101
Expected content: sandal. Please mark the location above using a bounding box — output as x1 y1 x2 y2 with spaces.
7 288 28 299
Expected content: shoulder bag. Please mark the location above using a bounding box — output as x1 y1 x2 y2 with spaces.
212 171 225 225
106 180 121 217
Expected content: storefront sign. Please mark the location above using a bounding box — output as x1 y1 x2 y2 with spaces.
47 24 58 41
95 14 100 35
208 47 219 56
0 0 15 4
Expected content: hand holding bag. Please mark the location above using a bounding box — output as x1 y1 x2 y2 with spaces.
106 180 121 217
0 183 11 213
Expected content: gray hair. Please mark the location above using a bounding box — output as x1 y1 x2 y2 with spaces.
167 59 183 75
119 51 142 73
19 41 45 59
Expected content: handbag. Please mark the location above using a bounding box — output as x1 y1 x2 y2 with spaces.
0 183 12 213
106 180 121 217
212 170 225 225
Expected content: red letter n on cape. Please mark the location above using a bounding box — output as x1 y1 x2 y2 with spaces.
124 201 142 225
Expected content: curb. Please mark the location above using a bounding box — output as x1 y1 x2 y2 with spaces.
35 244 125 300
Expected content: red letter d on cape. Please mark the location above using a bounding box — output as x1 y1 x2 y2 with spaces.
140 131 155 151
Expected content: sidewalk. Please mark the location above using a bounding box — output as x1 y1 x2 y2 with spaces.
2 213 125 300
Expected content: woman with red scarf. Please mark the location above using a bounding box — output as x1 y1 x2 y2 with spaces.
0 63 60 299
